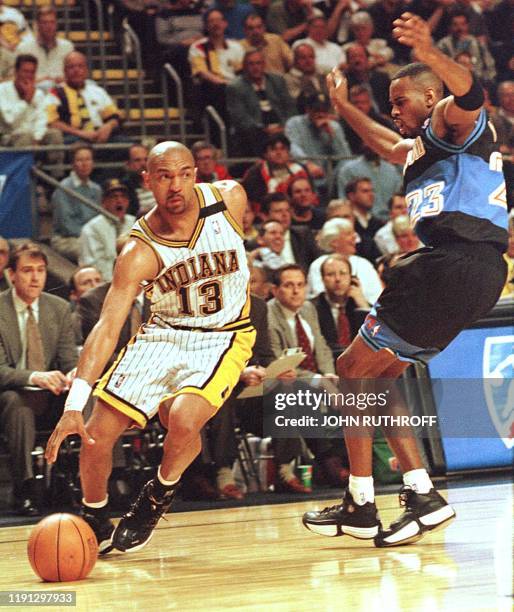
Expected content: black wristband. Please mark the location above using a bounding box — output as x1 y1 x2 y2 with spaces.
454 75 484 111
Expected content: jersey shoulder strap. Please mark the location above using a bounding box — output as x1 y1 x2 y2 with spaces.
196 183 227 218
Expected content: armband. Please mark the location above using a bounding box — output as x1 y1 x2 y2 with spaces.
454 75 484 111
64 378 92 413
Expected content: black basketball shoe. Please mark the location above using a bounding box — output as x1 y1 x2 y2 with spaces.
302 490 381 539
112 479 177 553
80 505 115 555
374 486 456 548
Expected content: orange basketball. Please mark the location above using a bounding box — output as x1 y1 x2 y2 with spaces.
27 513 98 582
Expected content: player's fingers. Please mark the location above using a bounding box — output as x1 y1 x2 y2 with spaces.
45 431 63 463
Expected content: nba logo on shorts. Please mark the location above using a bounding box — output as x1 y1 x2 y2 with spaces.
365 316 381 338
114 373 127 389
482 336 514 449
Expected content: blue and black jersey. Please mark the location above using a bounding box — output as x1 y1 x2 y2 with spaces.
403 109 508 251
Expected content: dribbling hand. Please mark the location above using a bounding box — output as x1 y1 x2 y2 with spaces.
44 411 95 464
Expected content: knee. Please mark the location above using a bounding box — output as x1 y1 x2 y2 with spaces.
166 410 201 444
84 423 119 451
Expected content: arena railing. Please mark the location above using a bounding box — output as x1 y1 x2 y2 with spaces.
32 166 120 226
122 19 147 139
83 0 107 88
162 63 186 145
203 106 228 159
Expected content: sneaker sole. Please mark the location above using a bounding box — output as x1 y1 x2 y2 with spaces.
420 504 456 529
98 528 116 555
302 519 379 539
112 529 155 553
374 505 456 548
99 540 114 555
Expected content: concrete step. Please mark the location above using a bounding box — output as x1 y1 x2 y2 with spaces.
74 42 120 57
105 80 158 96
92 68 141 80
68 30 113 42
90 55 124 65
5 0 76 5
126 107 180 121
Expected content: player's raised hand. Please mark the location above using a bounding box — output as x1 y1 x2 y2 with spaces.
45 411 95 464
392 13 434 62
327 67 349 110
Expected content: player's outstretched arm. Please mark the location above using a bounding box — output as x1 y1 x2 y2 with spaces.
393 12 483 140
326 68 409 165
214 180 248 229
45 239 159 463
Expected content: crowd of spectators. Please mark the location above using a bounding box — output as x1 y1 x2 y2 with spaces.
0 0 513 513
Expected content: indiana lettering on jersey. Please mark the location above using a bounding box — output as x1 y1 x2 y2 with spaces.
155 249 240 293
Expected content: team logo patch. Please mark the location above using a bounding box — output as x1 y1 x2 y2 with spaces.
482 336 514 449
114 374 127 389
365 316 381 338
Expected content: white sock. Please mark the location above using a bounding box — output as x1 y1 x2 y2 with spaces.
82 497 108 509
349 475 374 505
157 467 180 487
403 468 433 494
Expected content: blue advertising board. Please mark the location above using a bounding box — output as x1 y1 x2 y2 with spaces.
428 325 513 471
0 152 33 238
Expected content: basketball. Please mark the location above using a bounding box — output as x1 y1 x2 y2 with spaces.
27 513 98 582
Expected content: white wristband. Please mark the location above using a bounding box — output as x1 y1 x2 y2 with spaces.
64 378 92 413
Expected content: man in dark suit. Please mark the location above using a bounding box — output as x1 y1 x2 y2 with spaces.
226 49 296 156
345 177 383 264
267 264 349 491
68 265 103 345
0 243 78 515
77 282 151 370
0 236 10 292
311 254 370 360
261 192 321 272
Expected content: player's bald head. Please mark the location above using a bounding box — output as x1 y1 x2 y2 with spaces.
147 141 194 170
392 63 444 100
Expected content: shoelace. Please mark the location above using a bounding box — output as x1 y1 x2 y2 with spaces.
320 503 344 514
126 487 173 523
398 485 415 508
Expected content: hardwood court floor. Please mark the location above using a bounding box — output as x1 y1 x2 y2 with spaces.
0 482 511 612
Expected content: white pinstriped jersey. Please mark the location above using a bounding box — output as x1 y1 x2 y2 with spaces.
130 183 251 331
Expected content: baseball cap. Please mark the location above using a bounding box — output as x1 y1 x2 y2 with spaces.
298 90 331 113
102 178 129 197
